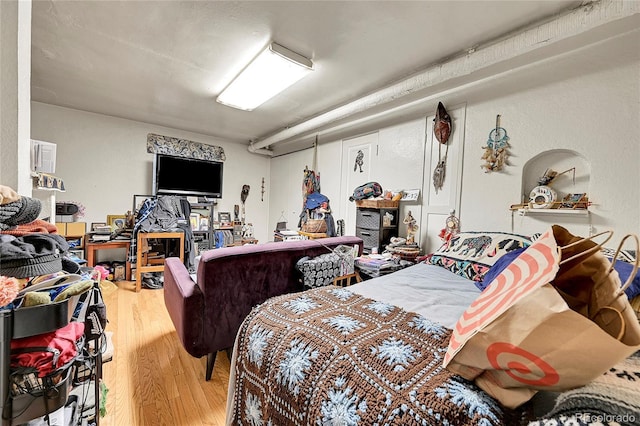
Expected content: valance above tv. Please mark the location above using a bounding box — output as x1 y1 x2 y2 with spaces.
147 133 226 162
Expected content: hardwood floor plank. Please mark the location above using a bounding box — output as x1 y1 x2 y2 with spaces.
101 281 230 425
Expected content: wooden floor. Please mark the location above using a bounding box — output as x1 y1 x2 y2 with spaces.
101 280 230 425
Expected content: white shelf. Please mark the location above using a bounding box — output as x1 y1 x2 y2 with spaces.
515 208 589 217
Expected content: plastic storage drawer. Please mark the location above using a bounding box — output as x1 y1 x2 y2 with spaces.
355 209 380 230
356 228 380 250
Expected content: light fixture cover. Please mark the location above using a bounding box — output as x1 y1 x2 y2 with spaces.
216 42 313 111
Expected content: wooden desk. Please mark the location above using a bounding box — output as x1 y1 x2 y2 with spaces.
85 239 132 281
136 232 184 293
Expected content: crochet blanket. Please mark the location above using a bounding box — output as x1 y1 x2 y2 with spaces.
229 287 522 425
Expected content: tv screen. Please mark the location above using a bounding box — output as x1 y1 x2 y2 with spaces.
153 154 223 198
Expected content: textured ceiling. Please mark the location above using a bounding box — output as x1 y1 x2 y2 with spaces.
31 1 581 145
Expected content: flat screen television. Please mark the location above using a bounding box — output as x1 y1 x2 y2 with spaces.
153 153 223 198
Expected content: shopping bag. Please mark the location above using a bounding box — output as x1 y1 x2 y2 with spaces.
443 225 640 408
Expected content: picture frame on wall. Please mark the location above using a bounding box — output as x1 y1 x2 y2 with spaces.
190 213 200 230
107 214 127 230
560 193 588 209
218 212 231 224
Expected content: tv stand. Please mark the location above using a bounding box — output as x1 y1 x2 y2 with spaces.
190 201 215 254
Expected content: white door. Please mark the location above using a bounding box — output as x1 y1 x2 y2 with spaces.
420 104 467 253
339 132 377 235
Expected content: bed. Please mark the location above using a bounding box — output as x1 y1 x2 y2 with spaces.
225 233 640 426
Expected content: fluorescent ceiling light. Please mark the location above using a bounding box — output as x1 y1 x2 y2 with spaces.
216 42 313 111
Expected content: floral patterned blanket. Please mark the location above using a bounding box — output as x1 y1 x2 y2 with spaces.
228 286 523 425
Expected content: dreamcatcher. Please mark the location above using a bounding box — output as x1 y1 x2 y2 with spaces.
438 209 460 242
432 102 452 193
481 115 510 173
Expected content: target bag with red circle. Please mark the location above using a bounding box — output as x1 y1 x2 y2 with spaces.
443 225 640 408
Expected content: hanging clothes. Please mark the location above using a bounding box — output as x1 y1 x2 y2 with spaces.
129 195 195 273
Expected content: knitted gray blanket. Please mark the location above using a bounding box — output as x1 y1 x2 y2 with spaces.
529 351 640 426
229 286 522 425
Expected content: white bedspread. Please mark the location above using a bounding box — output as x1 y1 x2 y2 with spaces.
348 263 481 329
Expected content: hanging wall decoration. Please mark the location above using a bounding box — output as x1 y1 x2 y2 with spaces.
354 149 365 173
439 209 460 242
481 115 510 173
240 185 250 224
147 133 226 162
432 102 452 193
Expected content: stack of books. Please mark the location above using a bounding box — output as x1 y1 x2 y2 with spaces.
113 227 133 241
355 256 398 277
89 225 113 242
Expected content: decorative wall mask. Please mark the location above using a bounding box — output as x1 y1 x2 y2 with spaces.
481 115 510 173
147 133 226 162
240 185 250 223
432 102 452 193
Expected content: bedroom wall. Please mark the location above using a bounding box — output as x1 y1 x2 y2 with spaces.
269 32 640 249
30 103 271 243
0 0 32 194
459 37 640 243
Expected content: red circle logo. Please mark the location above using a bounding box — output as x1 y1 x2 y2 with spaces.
486 342 559 386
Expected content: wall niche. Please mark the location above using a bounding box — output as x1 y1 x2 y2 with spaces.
521 149 591 211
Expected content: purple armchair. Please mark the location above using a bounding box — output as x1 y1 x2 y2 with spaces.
163 236 363 380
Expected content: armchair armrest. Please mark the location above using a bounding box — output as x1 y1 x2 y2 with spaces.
163 257 205 357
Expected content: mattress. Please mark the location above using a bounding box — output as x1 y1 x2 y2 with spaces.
348 263 481 328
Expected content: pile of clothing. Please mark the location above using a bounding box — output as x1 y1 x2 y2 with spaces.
129 195 195 281
0 184 87 309
298 192 336 236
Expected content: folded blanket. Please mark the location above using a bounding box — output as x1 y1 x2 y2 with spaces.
529 351 640 426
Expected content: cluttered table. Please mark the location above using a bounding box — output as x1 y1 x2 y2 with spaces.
85 238 132 281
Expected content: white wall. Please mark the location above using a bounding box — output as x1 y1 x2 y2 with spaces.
460 40 640 243
0 0 32 194
269 32 640 249
31 103 271 243
269 140 343 234
29 29 639 250
270 119 430 242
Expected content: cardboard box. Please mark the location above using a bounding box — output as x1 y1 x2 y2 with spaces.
55 222 86 236
113 264 125 281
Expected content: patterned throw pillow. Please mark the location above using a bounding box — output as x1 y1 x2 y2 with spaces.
424 231 531 282
601 247 637 264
